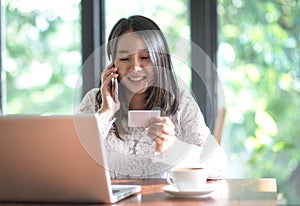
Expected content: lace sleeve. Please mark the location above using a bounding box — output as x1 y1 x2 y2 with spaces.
95 112 116 139
75 88 115 139
178 91 211 146
75 88 99 114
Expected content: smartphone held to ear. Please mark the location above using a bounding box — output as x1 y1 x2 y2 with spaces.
110 77 116 100
128 110 161 127
109 62 118 100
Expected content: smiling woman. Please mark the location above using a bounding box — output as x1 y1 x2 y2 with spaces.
77 15 227 179
1 0 81 114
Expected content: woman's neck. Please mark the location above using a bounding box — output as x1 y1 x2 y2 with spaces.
127 93 146 110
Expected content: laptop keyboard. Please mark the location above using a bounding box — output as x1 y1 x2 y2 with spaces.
112 189 120 194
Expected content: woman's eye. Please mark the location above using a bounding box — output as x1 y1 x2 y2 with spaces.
141 56 150 60
119 58 129 61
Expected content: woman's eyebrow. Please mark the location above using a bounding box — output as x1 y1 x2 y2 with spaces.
117 50 129 54
117 49 148 54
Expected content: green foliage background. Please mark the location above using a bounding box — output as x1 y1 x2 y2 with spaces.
218 0 300 203
4 1 81 114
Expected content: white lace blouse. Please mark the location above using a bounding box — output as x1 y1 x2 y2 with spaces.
77 88 227 179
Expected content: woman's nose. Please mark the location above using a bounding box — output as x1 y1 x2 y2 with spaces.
130 56 142 71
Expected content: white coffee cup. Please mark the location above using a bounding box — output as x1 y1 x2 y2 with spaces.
166 167 209 191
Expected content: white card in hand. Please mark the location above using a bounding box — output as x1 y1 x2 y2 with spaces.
128 110 161 127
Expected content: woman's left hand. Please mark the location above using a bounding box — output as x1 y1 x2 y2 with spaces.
147 117 177 152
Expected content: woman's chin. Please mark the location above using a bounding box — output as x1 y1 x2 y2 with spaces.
128 86 148 95
123 82 147 94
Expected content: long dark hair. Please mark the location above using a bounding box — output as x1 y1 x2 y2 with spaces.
96 15 179 137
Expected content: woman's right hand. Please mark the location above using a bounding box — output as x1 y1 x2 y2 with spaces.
98 63 120 119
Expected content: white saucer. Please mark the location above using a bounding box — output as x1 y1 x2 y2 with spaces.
162 184 215 198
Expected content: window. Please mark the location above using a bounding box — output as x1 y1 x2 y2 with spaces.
1 0 81 115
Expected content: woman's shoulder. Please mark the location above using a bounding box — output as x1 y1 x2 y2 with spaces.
85 88 99 97
76 88 99 114
80 88 99 101
178 88 198 105
176 88 202 118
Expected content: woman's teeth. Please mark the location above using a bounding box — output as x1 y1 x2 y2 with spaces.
128 76 144 81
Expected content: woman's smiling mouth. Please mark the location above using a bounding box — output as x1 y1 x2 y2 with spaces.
128 76 146 82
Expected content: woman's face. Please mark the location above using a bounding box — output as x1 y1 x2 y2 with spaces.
114 32 154 95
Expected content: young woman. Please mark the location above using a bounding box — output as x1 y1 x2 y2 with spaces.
77 15 227 179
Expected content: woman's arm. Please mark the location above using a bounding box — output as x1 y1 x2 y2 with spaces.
76 88 115 139
178 91 227 179
152 90 227 179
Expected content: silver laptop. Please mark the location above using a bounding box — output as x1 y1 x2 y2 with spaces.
0 114 141 203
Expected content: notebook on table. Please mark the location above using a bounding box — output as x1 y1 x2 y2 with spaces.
0 114 141 203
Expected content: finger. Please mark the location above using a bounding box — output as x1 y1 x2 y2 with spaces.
150 117 175 130
146 126 161 139
149 116 164 124
101 73 118 96
101 64 117 82
147 126 165 140
147 127 173 141
148 122 175 137
102 72 117 87
154 137 164 145
155 142 163 153
155 135 177 152
103 68 117 83
153 137 170 153
153 137 164 151
102 63 113 77
104 62 114 71
114 78 119 102
162 122 175 136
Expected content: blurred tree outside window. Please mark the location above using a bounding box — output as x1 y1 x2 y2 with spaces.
218 0 300 204
2 0 81 115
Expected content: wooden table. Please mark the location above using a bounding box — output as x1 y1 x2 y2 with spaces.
109 178 277 206
0 178 277 205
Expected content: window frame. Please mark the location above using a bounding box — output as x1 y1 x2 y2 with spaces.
81 0 106 96
190 0 218 129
